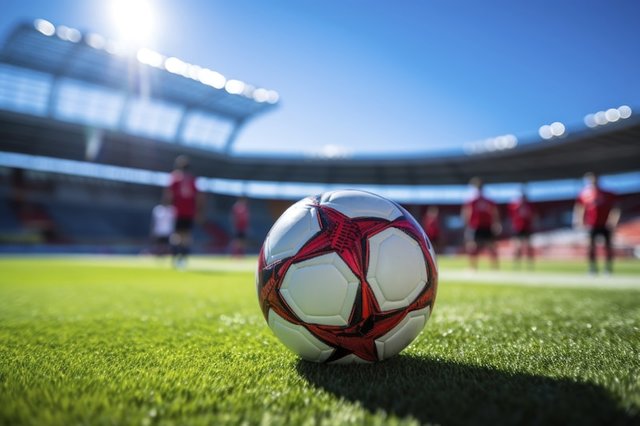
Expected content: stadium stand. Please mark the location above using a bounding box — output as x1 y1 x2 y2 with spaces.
0 19 638 256
0 198 21 233
0 167 281 254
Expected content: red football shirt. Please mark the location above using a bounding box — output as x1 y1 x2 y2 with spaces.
168 170 198 218
232 201 250 232
577 186 616 228
422 215 440 241
508 198 534 233
465 195 497 229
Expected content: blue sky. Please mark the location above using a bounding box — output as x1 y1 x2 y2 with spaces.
1 0 639 156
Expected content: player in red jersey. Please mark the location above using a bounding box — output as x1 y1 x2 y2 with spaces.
165 155 204 269
461 177 501 270
573 172 620 275
422 206 442 254
508 188 536 269
230 196 250 257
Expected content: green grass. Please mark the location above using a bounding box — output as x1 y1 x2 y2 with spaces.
0 256 639 425
436 255 640 275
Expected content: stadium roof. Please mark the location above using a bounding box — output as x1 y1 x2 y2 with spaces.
0 19 278 152
0 109 638 186
0 19 638 188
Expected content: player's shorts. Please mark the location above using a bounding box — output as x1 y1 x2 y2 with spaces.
154 236 170 245
589 227 610 240
175 217 194 232
235 230 247 239
515 229 531 238
466 227 495 244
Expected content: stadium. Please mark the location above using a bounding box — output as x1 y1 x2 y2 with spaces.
1 3 639 425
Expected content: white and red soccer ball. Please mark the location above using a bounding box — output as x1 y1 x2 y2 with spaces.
256 189 438 363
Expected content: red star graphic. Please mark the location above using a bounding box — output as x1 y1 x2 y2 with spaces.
257 199 437 362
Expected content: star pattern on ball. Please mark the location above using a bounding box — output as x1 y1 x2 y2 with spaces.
257 198 437 362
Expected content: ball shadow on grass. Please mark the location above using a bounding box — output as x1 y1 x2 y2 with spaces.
296 356 637 426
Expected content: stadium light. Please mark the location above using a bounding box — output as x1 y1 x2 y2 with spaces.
164 57 188 75
584 113 597 128
109 0 155 45
105 40 128 56
584 105 633 129
56 25 81 43
26 18 279 105
605 108 620 122
253 88 269 103
187 64 202 80
34 19 55 36
266 90 280 104
225 80 245 95
550 122 565 137
310 144 353 159
85 33 107 50
618 105 632 119
136 48 164 68
538 125 553 140
464 134 518 153
539 122 565 140
253 88 280 104
197 69 226 89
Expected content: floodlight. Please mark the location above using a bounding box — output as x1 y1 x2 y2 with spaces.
584 113 597 128
618 105 632 119
538 125 552 139
594 111 607 125
550 122 565 137
86 33 106 49
605 108 620 122
197 69 226 89
225 79 245 95
34 19 55 36
136 48 164 68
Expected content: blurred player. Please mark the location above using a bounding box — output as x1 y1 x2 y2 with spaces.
573 172 620 275
461 177 501 270
165 155 204 269
508 188 536 269
150 195 175 256
422 206 442 254
230 196 250 257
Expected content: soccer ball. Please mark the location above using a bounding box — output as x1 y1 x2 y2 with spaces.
256 189 438 363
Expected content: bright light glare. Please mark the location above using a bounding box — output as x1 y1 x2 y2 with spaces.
165 57 187 75
266 90 280 104
197 69 226 89
56 25 81 43
538 125 552 139
584 113 597 128
225 79 245 95
137 48 164 67
586 106 632 128
253 88 269 102
110 0 155 44
34 19 55 36
605 108 620 122
594 111 607 125
550 121 565 137
86 33 106 49
618 105 632 119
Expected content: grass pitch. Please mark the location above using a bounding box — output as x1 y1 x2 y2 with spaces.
0 256 639 425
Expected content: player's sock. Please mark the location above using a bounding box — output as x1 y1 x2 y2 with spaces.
176 246 189 269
